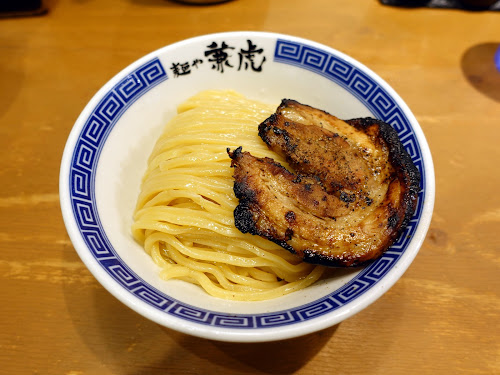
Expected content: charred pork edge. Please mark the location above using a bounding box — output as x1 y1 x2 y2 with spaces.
227 110 421 268
345 117 421 230
227 146 298 255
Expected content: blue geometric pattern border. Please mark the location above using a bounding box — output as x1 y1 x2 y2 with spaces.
68 40 427 330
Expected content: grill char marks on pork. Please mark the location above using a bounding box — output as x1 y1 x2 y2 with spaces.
228 99 420 267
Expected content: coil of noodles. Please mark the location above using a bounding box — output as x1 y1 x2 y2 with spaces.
132 90 325 301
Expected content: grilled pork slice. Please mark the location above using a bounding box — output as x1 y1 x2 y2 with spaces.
227 99 420 267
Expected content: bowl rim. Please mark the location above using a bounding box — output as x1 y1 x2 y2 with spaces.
59 31 435 342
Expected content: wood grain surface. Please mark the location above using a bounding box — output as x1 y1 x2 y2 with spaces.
1 0 499 374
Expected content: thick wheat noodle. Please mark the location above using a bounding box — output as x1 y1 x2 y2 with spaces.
132 90 325 301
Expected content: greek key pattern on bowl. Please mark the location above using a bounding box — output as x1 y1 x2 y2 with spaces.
275 39 419 143
68 39 426 329
70 58 167 261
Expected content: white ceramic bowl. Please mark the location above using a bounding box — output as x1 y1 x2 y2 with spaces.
60 31 434 343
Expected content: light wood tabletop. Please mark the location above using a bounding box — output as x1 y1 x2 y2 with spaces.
1 0 499 374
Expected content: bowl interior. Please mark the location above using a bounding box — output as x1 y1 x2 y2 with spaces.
61 32 433 341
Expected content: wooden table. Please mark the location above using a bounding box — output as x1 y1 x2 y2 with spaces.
1 0 499 373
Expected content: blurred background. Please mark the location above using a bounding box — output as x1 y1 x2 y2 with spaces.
0 1 499 374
